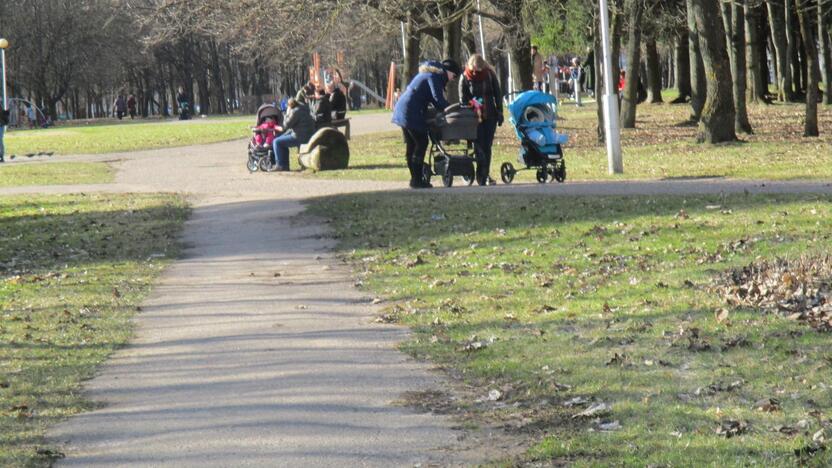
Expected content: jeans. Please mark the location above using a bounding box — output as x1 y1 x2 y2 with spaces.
475 118 498 184
272 131 300 169
0 125 4 161
402 128 429 183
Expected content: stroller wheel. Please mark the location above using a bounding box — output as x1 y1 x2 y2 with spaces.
442 170 454 188
462 169 475 186
500 163 515 184
259 157 272 172
553 161 567 183
247 155 259 173
536 168 548 184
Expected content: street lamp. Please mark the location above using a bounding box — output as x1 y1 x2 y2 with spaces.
0 38 7 111
598 1 623 174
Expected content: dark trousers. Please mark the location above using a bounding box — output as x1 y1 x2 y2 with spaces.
475 118 498 184
402 128 429 182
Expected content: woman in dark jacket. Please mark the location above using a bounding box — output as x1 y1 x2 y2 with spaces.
392 59 461 189
271 98 316 171
328 84 348 119
459 54 503 186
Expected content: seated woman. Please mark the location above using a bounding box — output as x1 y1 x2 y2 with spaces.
271 99 315 171
327 83 347 120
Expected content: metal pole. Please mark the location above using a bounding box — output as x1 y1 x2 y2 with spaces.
1 49 6 110
476 0 487 60
507 51 513 103
599 0 623 174
400 22 407 61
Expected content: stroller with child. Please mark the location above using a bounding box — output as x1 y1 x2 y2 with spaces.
501 90 569 184
247 104 285 172
424 103 479 187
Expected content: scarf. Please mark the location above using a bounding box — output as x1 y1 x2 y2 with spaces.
464 68 489 82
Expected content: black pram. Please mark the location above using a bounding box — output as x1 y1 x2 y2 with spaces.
424 104 479 187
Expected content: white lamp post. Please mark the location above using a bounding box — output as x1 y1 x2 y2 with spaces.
476 0 487 60
0 38 8 111
598 0 623 174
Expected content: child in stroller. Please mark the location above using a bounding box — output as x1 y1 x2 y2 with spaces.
501 90 569 184
247 104 284 172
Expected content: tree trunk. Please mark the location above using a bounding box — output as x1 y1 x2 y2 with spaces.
673 30 692 103
620 0 644 128
690 0 737 143
687 0 707 121
819 2 832 105
403 16 422 88
797 0 819 136
723 0 753 133
645 37 663 103
745 2 767 103
507 32 534 92
441 6 463 103
767 0 794 101
786 0 803 95
595 25 605 143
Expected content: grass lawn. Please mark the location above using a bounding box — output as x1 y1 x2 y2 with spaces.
309 192 832 466
4 118 251 156
5 108 391 157
312 97 832 182
0 193 188 466
0 162 113 187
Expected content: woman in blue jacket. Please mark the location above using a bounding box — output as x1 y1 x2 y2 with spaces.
392 59 461 188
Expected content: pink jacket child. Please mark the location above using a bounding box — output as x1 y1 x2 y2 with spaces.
254 117 282 147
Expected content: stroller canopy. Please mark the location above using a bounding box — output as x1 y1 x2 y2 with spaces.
508 91 558 125
256 104 283 126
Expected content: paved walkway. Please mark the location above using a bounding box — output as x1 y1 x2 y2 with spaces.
34 115 495 467
5 113 831 466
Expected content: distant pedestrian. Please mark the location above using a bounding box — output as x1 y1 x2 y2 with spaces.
113 92 127 120
531 46 548 92
176 86 190 120
348 81 362 110
0 106 9 163
26 104 36 128
127 94 137 119
570 58 583 107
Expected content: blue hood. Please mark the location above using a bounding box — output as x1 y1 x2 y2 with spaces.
508 91 558 124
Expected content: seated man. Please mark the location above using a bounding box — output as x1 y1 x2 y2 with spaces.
271 99 316 171
311 87 331 128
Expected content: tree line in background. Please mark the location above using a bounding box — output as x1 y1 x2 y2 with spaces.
0 0 828 143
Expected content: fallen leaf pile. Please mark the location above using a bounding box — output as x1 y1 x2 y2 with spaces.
715 256 832 331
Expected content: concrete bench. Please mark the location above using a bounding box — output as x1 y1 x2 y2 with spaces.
329 118 350 140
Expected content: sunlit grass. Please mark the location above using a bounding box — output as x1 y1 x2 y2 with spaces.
310 192 832 465
0 162 113 187
0 193 188 466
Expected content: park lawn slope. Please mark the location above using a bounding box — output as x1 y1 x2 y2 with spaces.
0 162 113 187
311 100 832 182
0 193 188 466
5 118 250 156
309 192 832 466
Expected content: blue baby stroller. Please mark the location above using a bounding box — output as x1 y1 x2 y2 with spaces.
501 91 569 184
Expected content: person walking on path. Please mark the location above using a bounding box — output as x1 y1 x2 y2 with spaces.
569 57 583 107
531 46 548 92
177 86 191 120
127 94 138 119
113 92 127 120
392 59 461 189
0 106 8 163
271 98 315 171
459 54 503 186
